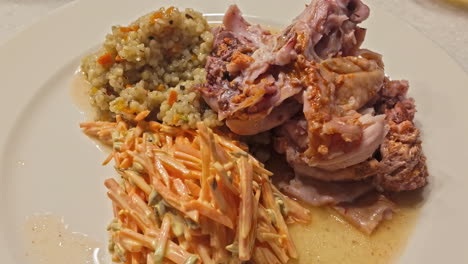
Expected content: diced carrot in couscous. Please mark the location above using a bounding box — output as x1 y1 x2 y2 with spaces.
97 53 113 66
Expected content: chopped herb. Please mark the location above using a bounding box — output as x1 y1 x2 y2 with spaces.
169 214 185 237
211 178 218 190
148 189 161 206
114 242 127 262
231 151 248 158
108 237 115 253
274 194 288 216
266 209 277 227
183 255 199 264
180 115 189 121
111 130 124 151
184 217 200 229
154 202 166 218
107 220 122 231
226 243 239 254
132 161 144 172
153 246 165 264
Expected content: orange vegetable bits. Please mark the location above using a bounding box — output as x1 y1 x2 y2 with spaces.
115 55 123 62
167 90 178 106
97 53 114 67
165 6 175 15
81 118 310 264
150 6 176 24
119 25 139 33
150 11 164 23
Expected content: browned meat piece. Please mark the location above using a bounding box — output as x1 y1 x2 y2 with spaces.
279 0 369 62
226 99 302 135
275 118 382 181
333 192 395 234
200 1 428 193
375 120 428 191
274 77 427 189
280 176 374 206
197 0 371 135
374 79 429 191
301 56 385 167
198 5 303 126
273 56 386 180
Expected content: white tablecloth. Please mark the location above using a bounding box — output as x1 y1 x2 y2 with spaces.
1 0 467 72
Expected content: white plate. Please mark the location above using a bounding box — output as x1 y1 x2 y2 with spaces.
1 0 467 263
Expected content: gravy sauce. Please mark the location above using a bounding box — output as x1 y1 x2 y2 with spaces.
70 71 111 153
289 192 422 264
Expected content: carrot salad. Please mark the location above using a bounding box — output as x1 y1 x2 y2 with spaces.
80 114 310 264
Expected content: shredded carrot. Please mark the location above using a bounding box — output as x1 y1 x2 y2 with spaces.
165 6 175 15
150 12 164 23
238 157 253 260
135 110 150 122
153 215 171 263
173 178 190 197
167 90 178 106
81 118 310 264
120 25 139 32
156 84 165 91
102 152 114 165
118 228 195 263
184 200 233 229
184 180 201 197
97 53 113 66
119 158 132 169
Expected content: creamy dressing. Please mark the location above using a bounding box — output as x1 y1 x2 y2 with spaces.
289 192 422 264
23 215 107 264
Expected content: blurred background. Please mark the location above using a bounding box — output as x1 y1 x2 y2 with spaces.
0 0 467 72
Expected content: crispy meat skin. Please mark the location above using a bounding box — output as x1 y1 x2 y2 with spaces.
274 56 386 177
374 79 428 191
197 0 370 135
275 77 428 191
